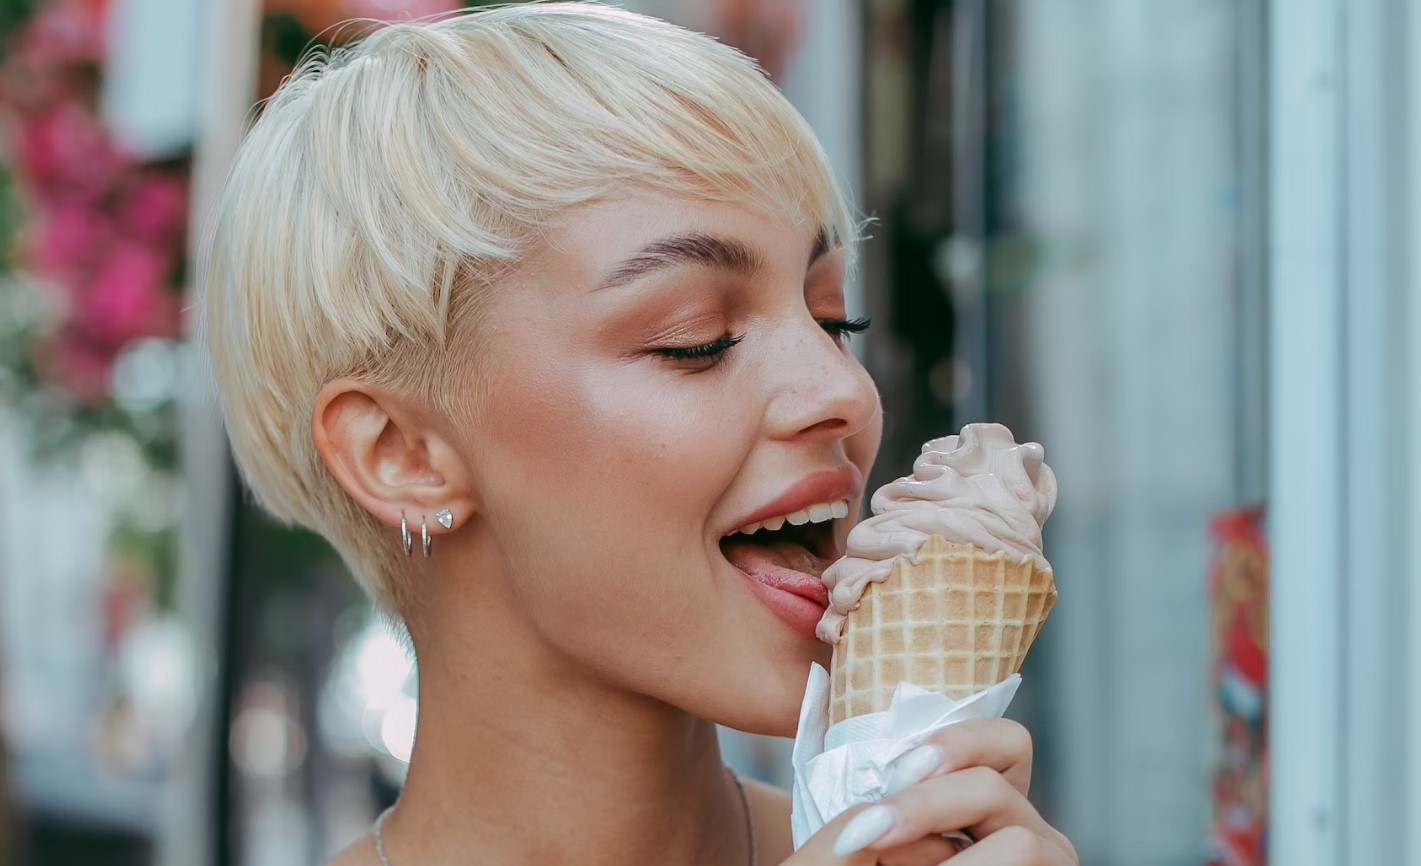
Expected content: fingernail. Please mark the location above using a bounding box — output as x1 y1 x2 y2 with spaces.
884 744 944 796
833 805 898 856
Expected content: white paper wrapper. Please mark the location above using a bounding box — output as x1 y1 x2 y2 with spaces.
790 663 1023 849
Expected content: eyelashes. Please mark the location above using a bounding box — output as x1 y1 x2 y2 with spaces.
820 316 872 343
654 333 745 361
652 316 873 366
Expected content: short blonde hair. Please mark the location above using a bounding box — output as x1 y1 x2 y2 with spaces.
202 2 855 615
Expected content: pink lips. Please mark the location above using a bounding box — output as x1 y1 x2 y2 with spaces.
726 465 864 536
737 570 829 641
722 465 863 641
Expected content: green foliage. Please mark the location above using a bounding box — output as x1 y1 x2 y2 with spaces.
109 517 180 610
0 164 18 270
0 0 39 44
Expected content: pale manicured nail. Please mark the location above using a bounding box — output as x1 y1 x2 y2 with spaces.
884 744 945 796
833 805 898 856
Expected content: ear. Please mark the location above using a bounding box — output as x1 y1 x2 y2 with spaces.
311 377 479 536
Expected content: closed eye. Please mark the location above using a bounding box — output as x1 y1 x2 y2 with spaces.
652 333 744 365
818 316 871 345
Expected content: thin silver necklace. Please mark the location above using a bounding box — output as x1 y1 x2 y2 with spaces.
373 768 757 866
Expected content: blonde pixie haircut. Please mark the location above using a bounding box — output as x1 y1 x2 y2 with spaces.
203 2 856 617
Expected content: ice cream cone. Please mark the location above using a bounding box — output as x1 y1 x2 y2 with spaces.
828 535 1057 725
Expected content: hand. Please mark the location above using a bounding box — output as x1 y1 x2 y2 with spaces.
782 719 1078 865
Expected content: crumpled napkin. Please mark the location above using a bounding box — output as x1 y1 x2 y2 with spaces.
790 663 1023 849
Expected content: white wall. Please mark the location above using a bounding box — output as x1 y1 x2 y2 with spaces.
162 0 259 860
1271 0 1420 863
1015 1 1244 862
1410 2 1421 855
103 0 205 158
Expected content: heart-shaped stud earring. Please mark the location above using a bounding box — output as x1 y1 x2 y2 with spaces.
435 508 454 530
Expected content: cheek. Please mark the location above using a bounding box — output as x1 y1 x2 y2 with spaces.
474 353 753 631
483 359 745 512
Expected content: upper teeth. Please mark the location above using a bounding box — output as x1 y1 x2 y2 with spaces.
733 500 849 536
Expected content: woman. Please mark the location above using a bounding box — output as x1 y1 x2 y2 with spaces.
203 4 1078 864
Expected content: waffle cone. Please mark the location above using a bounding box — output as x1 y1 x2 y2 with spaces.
828 536 1056 725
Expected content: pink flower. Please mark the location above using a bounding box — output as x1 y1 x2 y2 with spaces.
270 0 462 37
14 0 109 68
14 104 127 197
0 0 109 113
74 240 180 348
119 174 189 243
31 199 112 279
710 0 803 82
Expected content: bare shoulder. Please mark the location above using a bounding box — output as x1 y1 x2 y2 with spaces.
739 775 794 864
323 831 379 866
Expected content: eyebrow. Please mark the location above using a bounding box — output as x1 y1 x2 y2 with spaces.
592 225 840 293
594 232 764 292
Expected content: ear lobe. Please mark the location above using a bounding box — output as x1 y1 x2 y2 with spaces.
311 378 478 533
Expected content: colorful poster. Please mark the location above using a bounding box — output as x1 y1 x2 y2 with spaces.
1207 506 1269 866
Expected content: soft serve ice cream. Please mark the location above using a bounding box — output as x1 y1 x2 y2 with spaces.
817 423 1058 643
794 423 1059 842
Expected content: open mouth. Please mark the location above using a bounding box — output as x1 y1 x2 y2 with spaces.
719 499 846 611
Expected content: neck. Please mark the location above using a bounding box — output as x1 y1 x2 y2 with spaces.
382 584 750 866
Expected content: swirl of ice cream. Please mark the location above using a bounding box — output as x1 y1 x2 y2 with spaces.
816 423 1058 643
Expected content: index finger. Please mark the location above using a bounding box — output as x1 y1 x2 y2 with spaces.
891 718 1033 797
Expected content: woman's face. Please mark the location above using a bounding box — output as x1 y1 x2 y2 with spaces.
460 193 881 735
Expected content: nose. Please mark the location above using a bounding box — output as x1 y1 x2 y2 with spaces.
763 317 881 444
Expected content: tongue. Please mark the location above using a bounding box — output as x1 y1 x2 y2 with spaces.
722 538 832 586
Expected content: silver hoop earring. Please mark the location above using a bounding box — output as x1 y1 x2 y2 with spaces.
400 511 412 557
421 515 431 558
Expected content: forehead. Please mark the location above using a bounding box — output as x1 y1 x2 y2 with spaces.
523 193 827 292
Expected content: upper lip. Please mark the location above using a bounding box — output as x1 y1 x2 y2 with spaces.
723 465 864 538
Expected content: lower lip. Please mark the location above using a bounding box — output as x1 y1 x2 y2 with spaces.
730 564 827 641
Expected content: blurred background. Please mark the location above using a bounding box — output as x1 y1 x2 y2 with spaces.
0 1 1416 865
